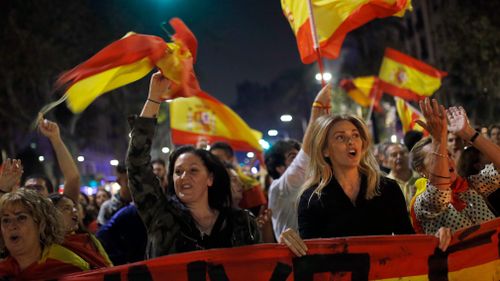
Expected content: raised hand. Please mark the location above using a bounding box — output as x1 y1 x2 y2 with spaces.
0 159 23 193
279 228 308 256
148 71 173 102
38 117 61 141
256 207 272 229
447 106 475 140
416 98 447 142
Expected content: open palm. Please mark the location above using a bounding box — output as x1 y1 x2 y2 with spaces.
447 106 469 137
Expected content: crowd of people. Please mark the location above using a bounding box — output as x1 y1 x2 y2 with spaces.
0 72 498 279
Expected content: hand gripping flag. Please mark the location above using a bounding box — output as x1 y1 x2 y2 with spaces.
340 76 382 111
44 18 200 114
378 48 447 101
281 0 412 64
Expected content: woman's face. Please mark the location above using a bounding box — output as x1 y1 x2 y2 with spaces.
56 197 79 234
421 143 457 182
173 152 213 206
95 190 110 207
1 204 41 258
324 120 364 170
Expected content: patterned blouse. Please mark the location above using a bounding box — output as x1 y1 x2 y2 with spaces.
414 164 498 234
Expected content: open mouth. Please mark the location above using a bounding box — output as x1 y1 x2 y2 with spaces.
348 149 357 158
9 235 20 243
449 167 455 173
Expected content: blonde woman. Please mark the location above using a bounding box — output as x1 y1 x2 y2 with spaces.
281 107 452 256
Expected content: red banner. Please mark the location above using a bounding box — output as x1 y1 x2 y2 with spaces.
60 218 500 280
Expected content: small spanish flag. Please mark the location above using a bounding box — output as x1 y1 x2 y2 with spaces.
379 48 447 101
394 97 428 135
340 76 382 111
281 0 411 64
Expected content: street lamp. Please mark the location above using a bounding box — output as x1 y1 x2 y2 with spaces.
315 72 332 82
280 114 293 122
267 129 278 136
77 156 85 162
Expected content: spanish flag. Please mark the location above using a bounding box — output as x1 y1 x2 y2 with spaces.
340 76 382 111
51 18 200 113
394 97 428 135
169 92 263 155
379 48 447 101
281 0 411 64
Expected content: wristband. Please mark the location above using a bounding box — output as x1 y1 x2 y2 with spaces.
147 98 161 105
469 131 480 143
431 151 448 158
312 101 331 109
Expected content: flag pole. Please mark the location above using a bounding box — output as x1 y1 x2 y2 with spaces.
365 78 380 123
306 0 326 87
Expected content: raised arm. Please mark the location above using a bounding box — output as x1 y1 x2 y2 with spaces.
0 159 23 194
448 106 500 169
38 118 80 201
302 84 331 155
416 98 450 189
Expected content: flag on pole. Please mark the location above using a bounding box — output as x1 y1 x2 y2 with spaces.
394 97 428 135
378 48 447 101
169 92 263 155
281 0 412 64
51 18 200 113
340 76 382 110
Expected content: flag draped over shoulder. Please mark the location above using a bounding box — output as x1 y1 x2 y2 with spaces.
394 97 428 135
52 18 200 113
281 0 412 64
340 76 382 111
169 92 263 155
378 48 447 101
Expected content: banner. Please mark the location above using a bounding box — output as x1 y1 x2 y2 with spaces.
61 218 500 281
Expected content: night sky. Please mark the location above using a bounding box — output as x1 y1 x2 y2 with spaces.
92 0 306 105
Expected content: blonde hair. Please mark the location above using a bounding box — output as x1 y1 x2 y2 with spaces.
301 115 381 201
0 189 65 253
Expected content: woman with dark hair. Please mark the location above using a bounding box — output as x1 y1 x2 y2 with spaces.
126 72 260 258
48 193 112 269
0 189 89 279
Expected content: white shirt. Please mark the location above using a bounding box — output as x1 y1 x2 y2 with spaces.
268 149 309 240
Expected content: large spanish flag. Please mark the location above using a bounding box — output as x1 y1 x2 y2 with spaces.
169 92 263 155
51 18 200 113
394 97 428 135
340 76 382 110
281 0 411 64
379 48 447 101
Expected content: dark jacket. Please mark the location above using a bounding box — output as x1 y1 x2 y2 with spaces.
126 116 260 258
299 175 414 239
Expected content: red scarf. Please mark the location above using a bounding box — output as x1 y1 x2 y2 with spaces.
450 176 469 211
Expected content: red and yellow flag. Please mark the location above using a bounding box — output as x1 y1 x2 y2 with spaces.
281 0 411 64
169 92 263 155
53 18 200 113
394 97 428 135
379 48 447 101
340 76 382 111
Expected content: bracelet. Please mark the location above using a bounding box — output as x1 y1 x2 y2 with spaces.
429 173 451 179
431 151 448 158
469 131 480 143
147 98 161 105
312 101 331 109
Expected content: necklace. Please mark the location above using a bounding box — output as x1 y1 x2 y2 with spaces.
195 210 218 236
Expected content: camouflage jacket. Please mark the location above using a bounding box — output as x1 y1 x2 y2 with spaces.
126 116 261 258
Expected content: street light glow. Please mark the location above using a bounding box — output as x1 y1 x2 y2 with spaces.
77 156 85 162
267 129 278 136
38 156 45 162
315 72 332 82
161 147 170 154
259 139 270 150
251 167 258 174
280 114 293 122
246 152 255 158
390 134 398 143
110 159 119 166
